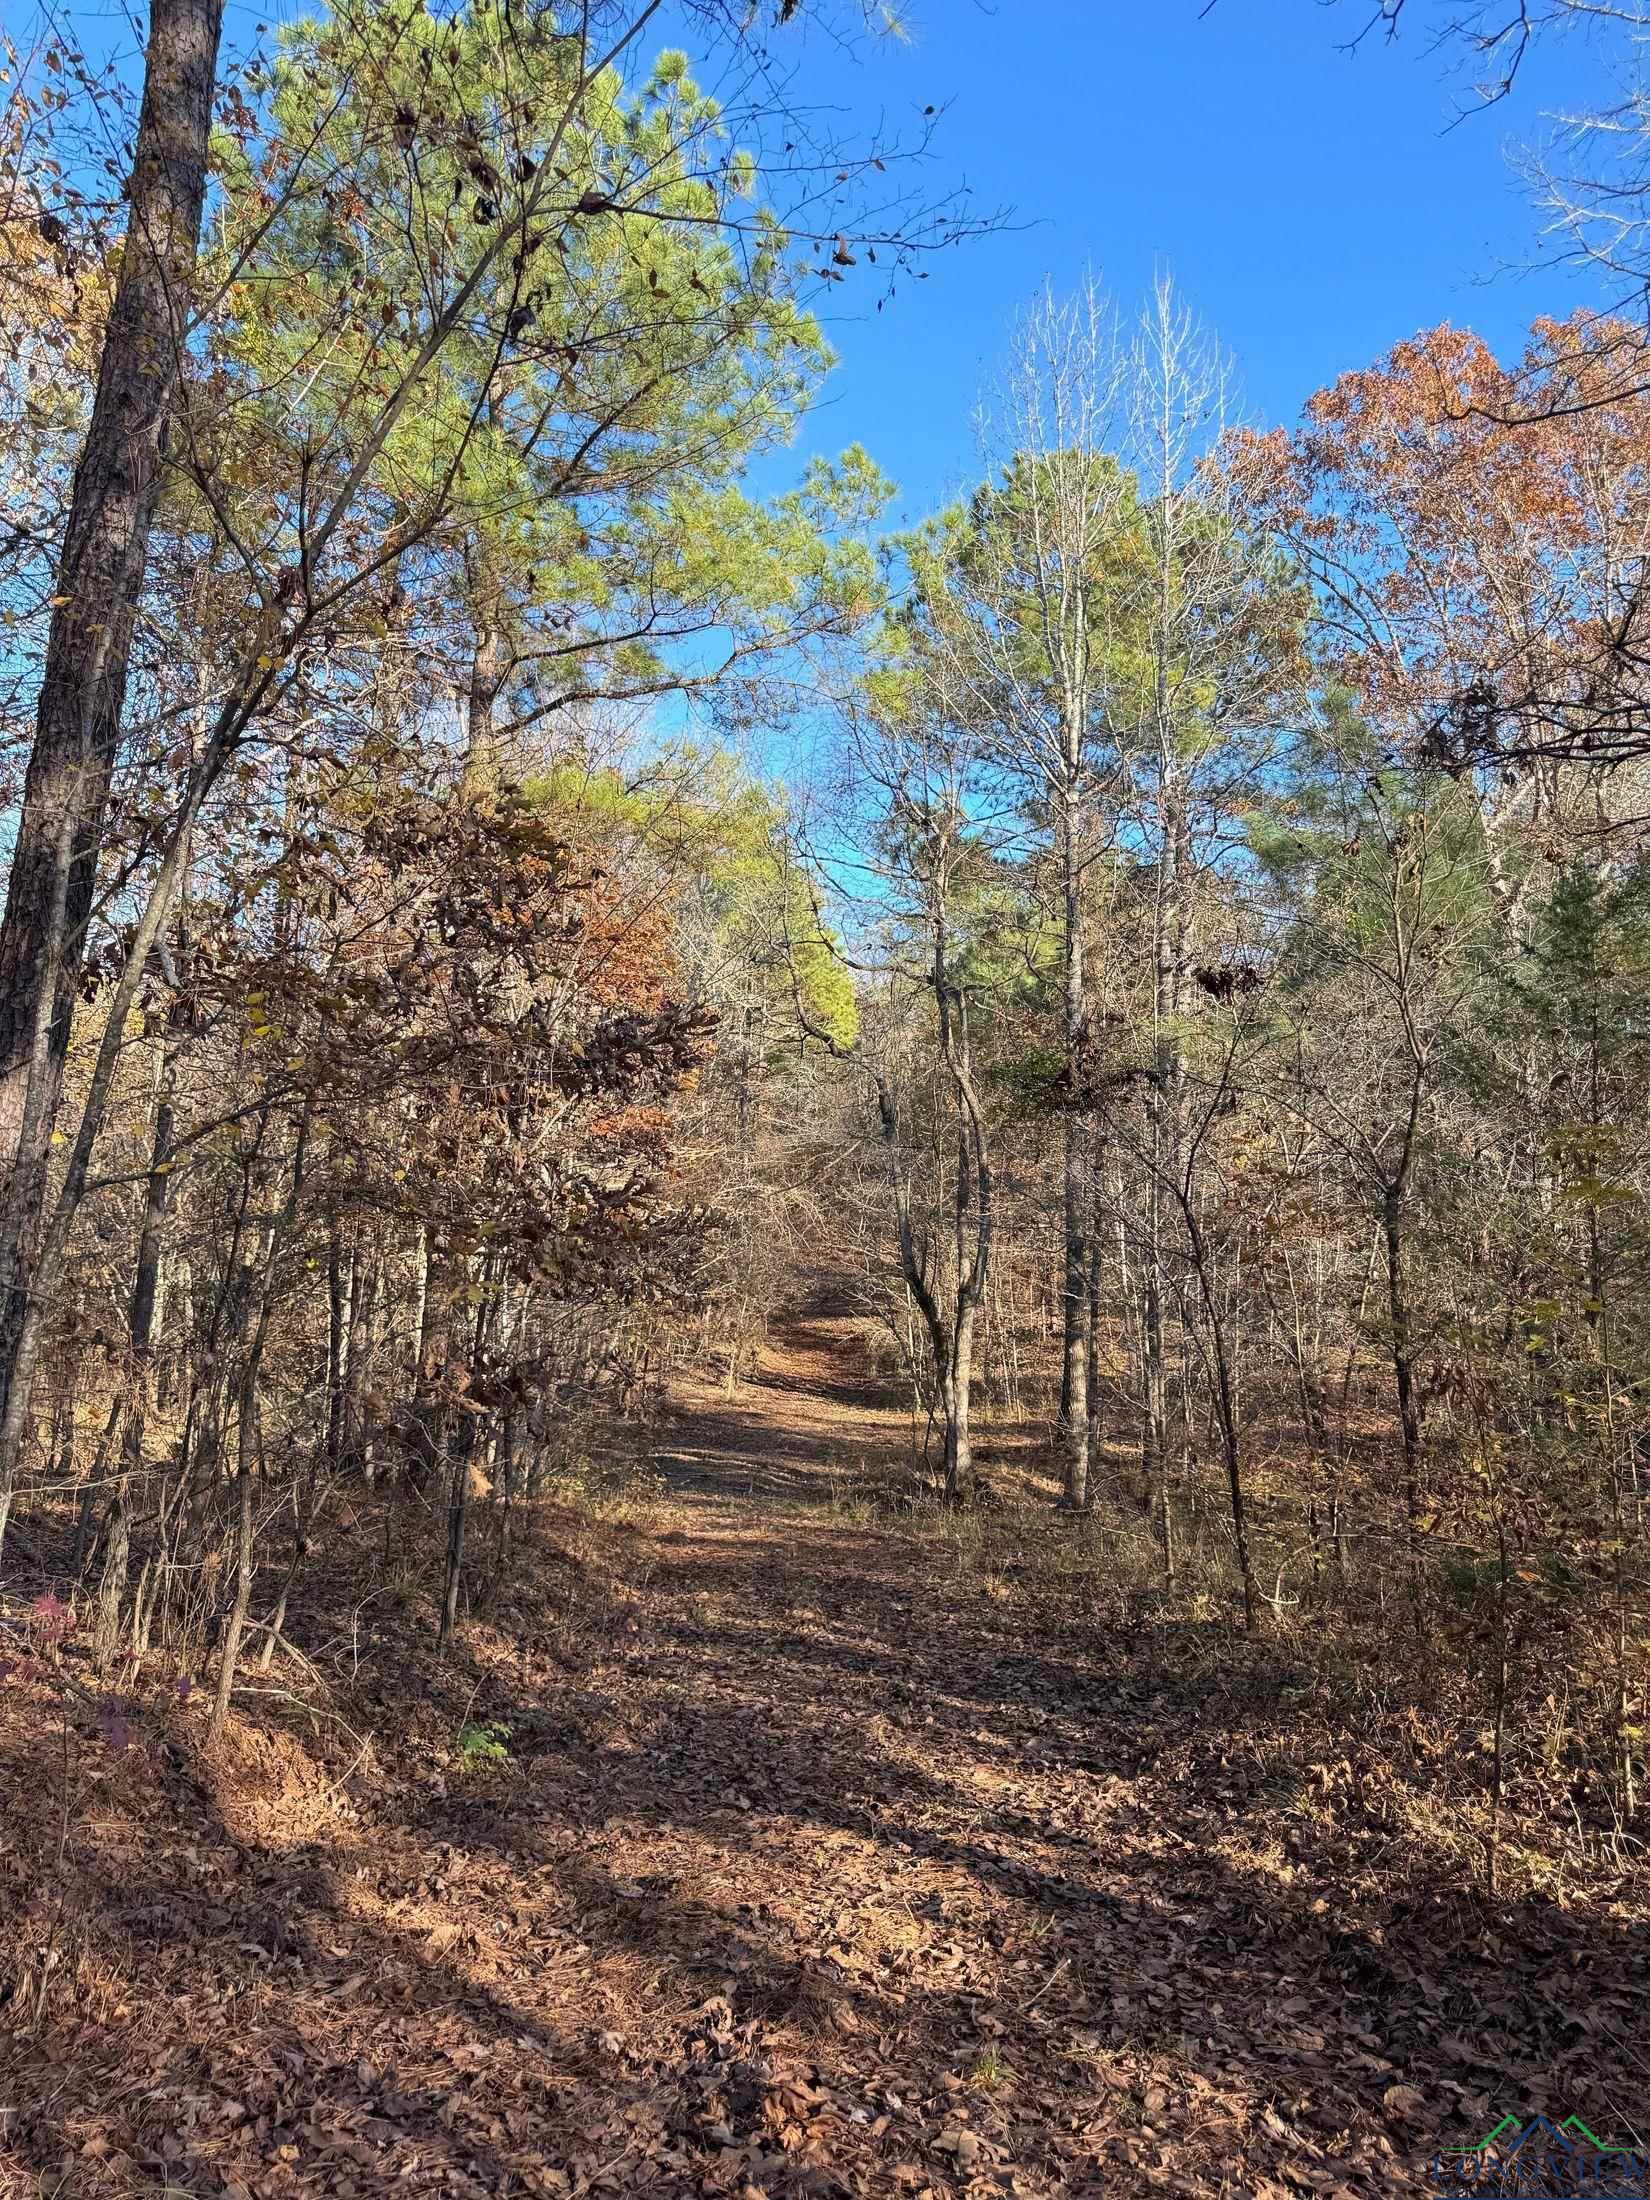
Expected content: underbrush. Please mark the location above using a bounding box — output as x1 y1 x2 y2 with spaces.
540 1447 670 1522
810 1469 1647 1906
0 1448 1645 2200
3 1435 1643 1977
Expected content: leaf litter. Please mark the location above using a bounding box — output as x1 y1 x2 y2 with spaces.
0 1292 1643 2198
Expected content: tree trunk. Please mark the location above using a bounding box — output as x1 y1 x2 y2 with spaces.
208 1117 307 1737
1382 1184 1424 1535
207 1385 257 1745
0 0 226 1421
1180 1178 1257 1629
1084 1127 1105 1473
91 1023 181 1653
438 1430 472 1655
1140 1233 1167 1500
437 1281 492 1652
91 1476 130 1675
411 1223 431 1382
1059 803 1090 1508
346 1249 378 1475
1141 779 1188 1516
326 1223 352 1466
128 1023 180 1379
463 559 505 776
944 1302 977 1503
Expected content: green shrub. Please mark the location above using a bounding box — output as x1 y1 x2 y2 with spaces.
454 1718 512 1770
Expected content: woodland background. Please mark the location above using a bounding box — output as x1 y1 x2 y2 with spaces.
2 2 1650 2193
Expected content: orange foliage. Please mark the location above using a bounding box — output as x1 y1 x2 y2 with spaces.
1228 315 1650 761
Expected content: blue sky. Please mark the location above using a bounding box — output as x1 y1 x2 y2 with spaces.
761 0 1612 524
74 0 1609 526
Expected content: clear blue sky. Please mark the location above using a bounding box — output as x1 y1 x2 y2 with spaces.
65 0 1609 524
763 0 1610 524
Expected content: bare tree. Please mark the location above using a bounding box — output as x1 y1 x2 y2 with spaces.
790 696 1011 1502
900 277 1131 1506
1113 277 1303 1534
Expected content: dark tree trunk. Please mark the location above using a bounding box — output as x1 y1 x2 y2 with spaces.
1383 1185 1424 1533
438 1280 493 1653
345 1248 378 1472
87 1022 182 1653
1184 1201 1257 1630
128 1026 180 1375
209 1115 307 1739
1084 1186 1104 1477
0 0 226 1442
207 1378 258 1745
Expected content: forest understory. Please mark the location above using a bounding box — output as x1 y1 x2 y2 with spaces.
1 1275 1643 2200
12 0 1650 2193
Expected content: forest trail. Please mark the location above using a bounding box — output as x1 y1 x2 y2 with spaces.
651 1272 914 1505
2 1280 1644 2200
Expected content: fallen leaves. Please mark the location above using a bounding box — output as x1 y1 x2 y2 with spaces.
1 1304 1646 2197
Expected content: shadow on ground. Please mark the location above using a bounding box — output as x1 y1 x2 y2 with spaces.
2 1278 1644 2199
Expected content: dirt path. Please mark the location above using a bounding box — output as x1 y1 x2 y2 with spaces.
651 1273 914 1504
2 1285 1644 2200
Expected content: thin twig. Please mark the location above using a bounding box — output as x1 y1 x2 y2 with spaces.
1025 1956 1071 2010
